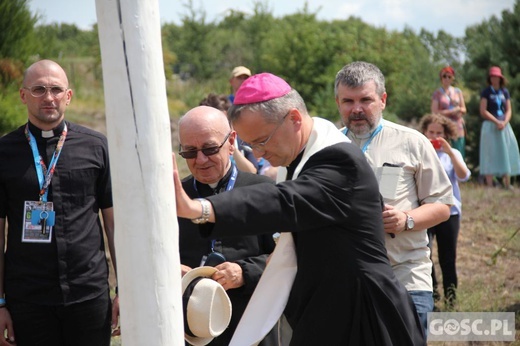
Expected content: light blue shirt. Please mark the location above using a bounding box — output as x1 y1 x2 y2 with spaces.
436 149 470 215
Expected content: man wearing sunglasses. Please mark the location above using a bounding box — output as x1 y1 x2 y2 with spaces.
177 106 278 346
173 73 425 345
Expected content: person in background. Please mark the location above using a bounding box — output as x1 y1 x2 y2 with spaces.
177 106 278 345
228 66 260 173
419 113 471 309
200 93 231 115
479 66 520 190
174 72 425 345
0 59 118 346
256 157 278 180
431 66 467 158
199 93 257 174
228 66 252 104
335 61 453 335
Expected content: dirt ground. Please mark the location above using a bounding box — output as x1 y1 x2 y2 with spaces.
428 182 519 345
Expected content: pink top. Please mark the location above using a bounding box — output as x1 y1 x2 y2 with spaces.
432 87 465 137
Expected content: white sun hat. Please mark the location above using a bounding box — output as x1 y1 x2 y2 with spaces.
182 266 232 346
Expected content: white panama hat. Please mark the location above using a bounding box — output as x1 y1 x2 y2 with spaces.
182 266 232 346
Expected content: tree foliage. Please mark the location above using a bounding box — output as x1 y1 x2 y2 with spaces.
1 0 519 173
0 0 39 87
34 24 99 58
0 0 39 61
0 0 41 132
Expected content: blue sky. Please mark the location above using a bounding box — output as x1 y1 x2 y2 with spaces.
29 0 515 38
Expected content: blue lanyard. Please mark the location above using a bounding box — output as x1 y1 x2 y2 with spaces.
192 164 238 252
342 122 383 153
491 87 504 116
25 124 68 202
192 163 237 193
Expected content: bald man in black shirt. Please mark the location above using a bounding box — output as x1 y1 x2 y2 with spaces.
0 59 118 346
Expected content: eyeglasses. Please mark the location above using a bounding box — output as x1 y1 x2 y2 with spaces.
442 74 453 80
179 131 232 159
23 85 68 98
244 111 290 152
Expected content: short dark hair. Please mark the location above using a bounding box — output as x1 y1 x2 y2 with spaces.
199 93 231 112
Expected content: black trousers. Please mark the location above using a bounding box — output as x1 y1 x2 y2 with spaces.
7 290 112 346
427 214 460 303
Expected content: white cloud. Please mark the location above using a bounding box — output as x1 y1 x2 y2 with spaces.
335 3 364 19
29 0 515 37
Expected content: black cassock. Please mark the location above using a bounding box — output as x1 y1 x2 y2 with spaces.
199 142 426 346
179 169 278 346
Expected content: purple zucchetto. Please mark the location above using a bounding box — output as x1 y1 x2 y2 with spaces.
233 73 292 105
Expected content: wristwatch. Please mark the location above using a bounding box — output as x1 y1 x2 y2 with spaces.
192 198 211 224
404 212 415 231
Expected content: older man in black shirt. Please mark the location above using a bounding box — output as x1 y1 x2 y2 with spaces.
0 59 117 346
177 106 277 345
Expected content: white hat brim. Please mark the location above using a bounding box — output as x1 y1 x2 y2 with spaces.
182 266 228 346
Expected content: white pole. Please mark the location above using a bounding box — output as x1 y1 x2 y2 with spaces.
95 0 183 345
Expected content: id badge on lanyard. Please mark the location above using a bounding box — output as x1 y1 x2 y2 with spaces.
23 201 55 243
22 123 67 243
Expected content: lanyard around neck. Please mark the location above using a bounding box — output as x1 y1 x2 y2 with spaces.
490 86 503 115
193 163 238 195
25 123 68 202
342 121 383 153
192 163 238 252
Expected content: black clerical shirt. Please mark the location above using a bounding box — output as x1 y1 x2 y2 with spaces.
178 168 278 346
0 121 113 306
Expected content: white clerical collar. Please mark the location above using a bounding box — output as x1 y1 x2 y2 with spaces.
42 130 54 138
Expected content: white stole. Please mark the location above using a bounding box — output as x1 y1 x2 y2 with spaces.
229 117 350 346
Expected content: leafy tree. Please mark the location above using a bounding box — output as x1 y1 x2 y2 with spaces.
167 0 217 80
0 0 39 88
497 0 520 101
419 29 465 68
34 24 99 58
0 0 40 133
162 23 182 75
0 0 39 61
258 12 334 101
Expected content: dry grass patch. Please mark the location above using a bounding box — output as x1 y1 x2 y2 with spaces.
429 182 520 346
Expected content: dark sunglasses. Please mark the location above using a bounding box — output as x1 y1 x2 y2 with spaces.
442 74 453 79
179 132 231 159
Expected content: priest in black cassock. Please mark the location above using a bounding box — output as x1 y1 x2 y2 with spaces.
173 73 426 346
177 106 278 346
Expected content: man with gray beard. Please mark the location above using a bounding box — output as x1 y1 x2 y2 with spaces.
335 61 453 336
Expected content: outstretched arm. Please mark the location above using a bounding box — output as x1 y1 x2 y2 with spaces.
172 153 216 222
